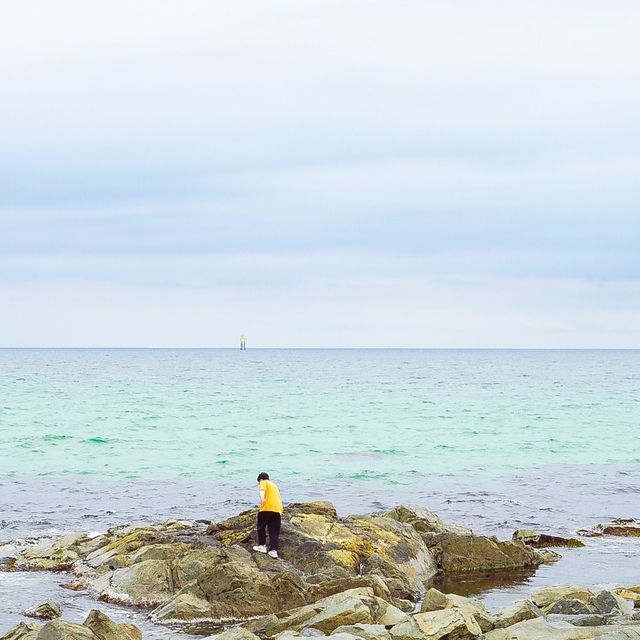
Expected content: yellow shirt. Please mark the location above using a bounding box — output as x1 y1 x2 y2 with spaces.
259 479 283 514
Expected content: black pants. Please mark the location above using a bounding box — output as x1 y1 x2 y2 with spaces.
257 510 281 551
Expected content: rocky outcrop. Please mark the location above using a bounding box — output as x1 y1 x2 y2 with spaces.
577 520 640 537
208 502 437 602
23 601 62 621
512 529 585 548
7 503 547 626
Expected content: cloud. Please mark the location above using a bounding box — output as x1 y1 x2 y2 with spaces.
1 1 639 345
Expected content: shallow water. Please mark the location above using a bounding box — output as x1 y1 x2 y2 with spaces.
0 349 638 630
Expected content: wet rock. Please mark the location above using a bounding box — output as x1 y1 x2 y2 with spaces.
419 589 493 633
434 535 541 574
0 622 43 640
389 609 481 640
493 600 542 629
331 624 389 640
23 601 62 621
83 610 141 640
36 620 97 640
577 519 640 538
538 549 563 563
512 529 585 548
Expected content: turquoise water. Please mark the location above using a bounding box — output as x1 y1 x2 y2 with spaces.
2 348 638 481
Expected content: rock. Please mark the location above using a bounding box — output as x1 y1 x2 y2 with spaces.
616 588 640 603
434 535 541 574
331 624 389 640
390 609 481 640
546 614 616 627
381 506 473 537
208 503 437 602
484 618 625 640
590 590 630 615
83 610 141 640
150 592 212 622
23 602 62 621
108 559 174 606
494 600 542 628
538 550 563 563
206 629 262 640
36 621 97 640
592 631 640 640
419 589 493 632
531 585 594 612
245 588 407 637
0 622 43 640
547 600 594 615
118 626 140 640
512 529 585 548
577 520 640 537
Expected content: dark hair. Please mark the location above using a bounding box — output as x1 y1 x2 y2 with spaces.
257 472 269 482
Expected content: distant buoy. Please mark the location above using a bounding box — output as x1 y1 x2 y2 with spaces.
240 334 246 350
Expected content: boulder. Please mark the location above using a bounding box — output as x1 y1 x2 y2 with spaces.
531 586 630 617
331 624 389 640
484 618 626 640
36 621 97 640
547 600 594 616
512 529 585 548
419 589 493 632
0 623 43 640
616 587 640 604
83 610 140 640
538 550 563 563
531 586 594 612
589 590 630 615
245 588 407 637
434 535 541 573
389 609 481 640
494 600 542 628
23 601 62 621
207 629 262 640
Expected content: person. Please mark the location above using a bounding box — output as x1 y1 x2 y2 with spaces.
252 471 283 558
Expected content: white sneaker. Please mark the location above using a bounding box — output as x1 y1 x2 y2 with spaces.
268 550 278 559
252 545 267 553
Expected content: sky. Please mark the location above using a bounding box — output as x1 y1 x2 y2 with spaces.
1 1 639 347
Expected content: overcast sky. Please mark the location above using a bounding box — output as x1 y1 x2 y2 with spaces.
1 1 639 347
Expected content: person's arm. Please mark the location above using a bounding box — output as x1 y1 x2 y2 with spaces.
259 482 266 507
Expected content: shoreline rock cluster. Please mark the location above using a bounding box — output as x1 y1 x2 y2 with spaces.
2 503 639 640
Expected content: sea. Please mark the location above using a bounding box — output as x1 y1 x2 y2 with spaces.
0 348 638 636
